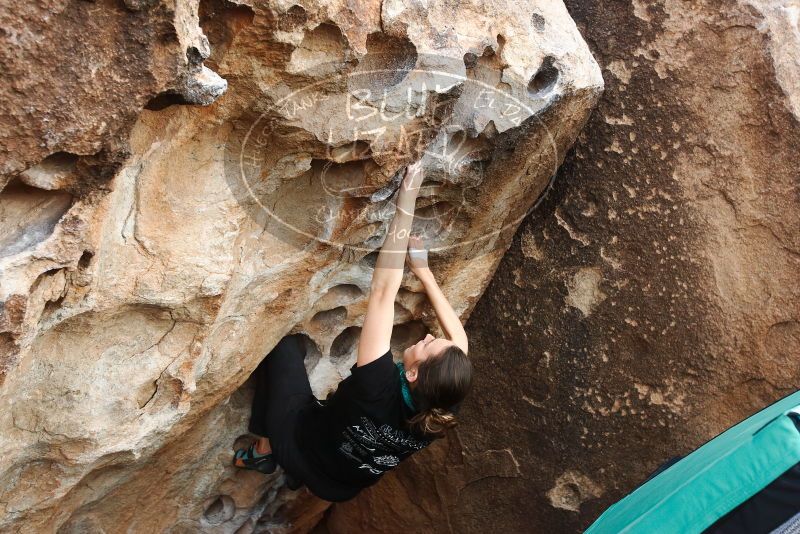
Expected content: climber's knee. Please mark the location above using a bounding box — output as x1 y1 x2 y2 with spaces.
272 333 303 356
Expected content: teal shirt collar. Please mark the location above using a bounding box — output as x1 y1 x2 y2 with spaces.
396 361 417 412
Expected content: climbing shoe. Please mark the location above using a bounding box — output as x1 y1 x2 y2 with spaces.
233 442 276 474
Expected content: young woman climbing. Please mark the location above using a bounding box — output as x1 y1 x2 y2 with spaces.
233 160 473 502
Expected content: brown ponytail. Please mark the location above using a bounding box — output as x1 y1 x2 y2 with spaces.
408 407 458 437
407 344 472 439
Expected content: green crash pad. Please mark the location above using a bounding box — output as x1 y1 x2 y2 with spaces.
585 390 800 534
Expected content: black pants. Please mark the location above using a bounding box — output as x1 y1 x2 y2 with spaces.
247 334 359 502
248 333 314 440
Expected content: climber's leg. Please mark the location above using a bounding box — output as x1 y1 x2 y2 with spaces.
238 334 316 481
235 359 275 472
246 333 314 434
241 335 360 500
261 334 318 490
247 354 271 438
257 333 314 434
238 334 312 474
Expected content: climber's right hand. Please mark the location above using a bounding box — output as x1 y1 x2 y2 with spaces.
406 235 429 275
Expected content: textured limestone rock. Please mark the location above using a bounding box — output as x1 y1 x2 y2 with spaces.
547 471 603 512
0 0 601 532
0 0 227 190
324 0 800 532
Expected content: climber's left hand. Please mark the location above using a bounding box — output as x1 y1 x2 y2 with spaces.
406 235 429 275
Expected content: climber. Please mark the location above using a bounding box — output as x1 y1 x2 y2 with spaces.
232 160 473 502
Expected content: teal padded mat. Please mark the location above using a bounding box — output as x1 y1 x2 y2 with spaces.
585 390 800 534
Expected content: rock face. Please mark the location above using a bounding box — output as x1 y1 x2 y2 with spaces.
324 0 800 532
0 0 601 532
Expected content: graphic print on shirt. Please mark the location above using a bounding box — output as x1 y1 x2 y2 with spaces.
338 416 431 475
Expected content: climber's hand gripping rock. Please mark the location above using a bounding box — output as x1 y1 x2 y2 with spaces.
406 235 429 276
401 160 425 195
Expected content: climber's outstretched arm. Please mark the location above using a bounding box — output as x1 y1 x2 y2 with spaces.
407 236 468 355
372 161 424 293
357 162 424 367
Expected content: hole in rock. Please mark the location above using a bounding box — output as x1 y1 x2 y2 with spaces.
330 326 361 362
144 91 192 111
326 283 364 300
310 306 348 330
288 22 351 76
528 56 559 97
42 294 66 318
314 284 363 310
78 250 94 269
0 332 16 362
278 4 308 31
203 495 235 525
199 0 255 68
186 45 205 65
295 333 323 376
360 250 380 269
37 151 78 169
349 32 418 97
315 158 373 197
30 268 66 319
463 52 478 70
496 34 506 55
445 130 492 165
19 151 79 190
37 267 62 280
328 140 372 163
0 178 73 259
390 320 429 355
531 12 546 32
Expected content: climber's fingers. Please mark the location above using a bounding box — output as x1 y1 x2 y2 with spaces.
401 161 425 193
406 235 429 270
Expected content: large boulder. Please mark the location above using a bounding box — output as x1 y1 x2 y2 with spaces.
324 0 800 532
0 0 601 531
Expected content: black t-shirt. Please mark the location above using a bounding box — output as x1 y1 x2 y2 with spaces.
296 348 433 496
